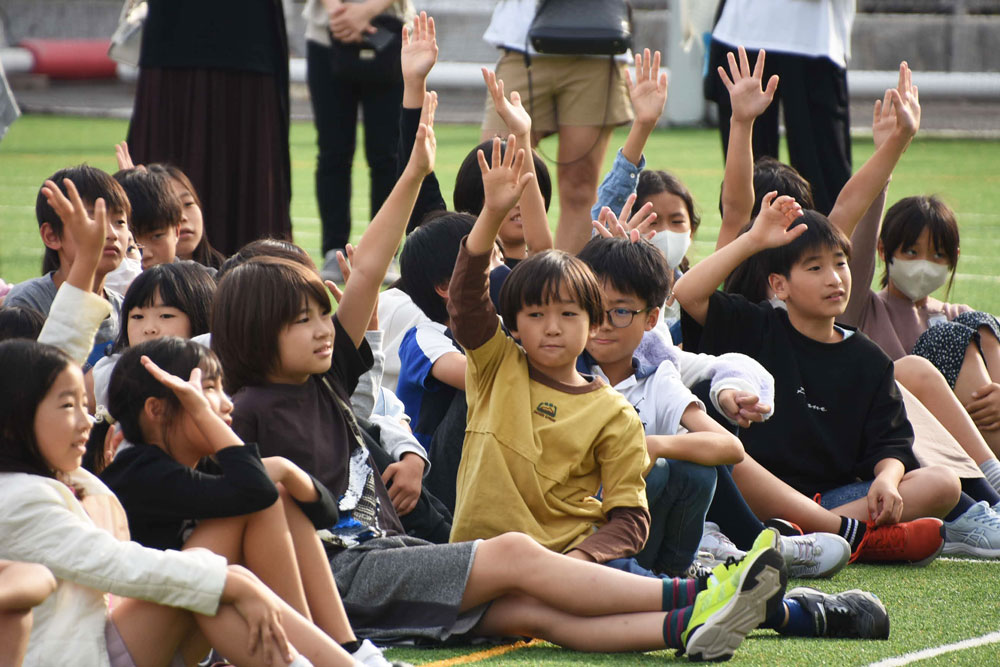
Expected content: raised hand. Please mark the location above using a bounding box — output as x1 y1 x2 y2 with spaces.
747 192 805 249
872 61 920 151
482 68 532 138
718 46 778 123
324 244 379 330
407 91 438 177
401 12 438 84
478 135 533 215
41 178 107 267
626 48 668 126
140 355 212 416
114 141 136 171
591 194 656 241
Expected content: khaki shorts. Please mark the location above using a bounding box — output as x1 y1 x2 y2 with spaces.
482 50 633 136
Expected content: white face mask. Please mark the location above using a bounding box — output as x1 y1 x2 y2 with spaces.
649 229 691 270
103 257 143 296
887 258 950 301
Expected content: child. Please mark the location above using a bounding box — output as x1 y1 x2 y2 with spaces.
4 169 131 363
213 94 787 661
0 338 357 666
90 261 216 412
148 163 226 269
674 196 957 565
101 338 397 666
113 167 183 269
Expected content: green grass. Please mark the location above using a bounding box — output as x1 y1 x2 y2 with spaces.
2 116 1000 313
2 116 1000 664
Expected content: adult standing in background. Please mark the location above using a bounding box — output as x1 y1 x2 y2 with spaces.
127 0 291 256
303 0 415 283
481 0 634 255
704 0 856 215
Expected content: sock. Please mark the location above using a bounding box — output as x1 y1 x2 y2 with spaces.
663 577 699 611
838 516 867 551
944 491 976 522
663 604 694 649
776 599 815 636
978 459 1000 496
288 654 314 667
340 640 361 654
962 476 1000 506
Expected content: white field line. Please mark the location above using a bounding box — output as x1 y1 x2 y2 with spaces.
938 556 1000 563
866 631 1000 667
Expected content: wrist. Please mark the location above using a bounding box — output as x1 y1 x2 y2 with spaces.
730 115 754 128
402 79 427 107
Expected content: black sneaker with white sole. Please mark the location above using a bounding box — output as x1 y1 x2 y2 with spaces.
784 586 890 639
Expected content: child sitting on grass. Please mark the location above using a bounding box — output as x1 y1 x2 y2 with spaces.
674 195 957 565
113 167 184 270
4 168 131 365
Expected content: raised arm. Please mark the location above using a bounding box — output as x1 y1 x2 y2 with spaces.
828 62 919 238
717 47 778 250
466 135 534 255
674 192 804 324
339 91 437 347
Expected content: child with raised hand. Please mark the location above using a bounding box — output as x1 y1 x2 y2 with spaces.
100 338 397 666
4 167 131 365
113 167 184 269
212 95 785 661
674 193 960 566
0 339 359 667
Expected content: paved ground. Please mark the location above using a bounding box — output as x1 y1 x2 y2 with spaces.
7 75 1000 137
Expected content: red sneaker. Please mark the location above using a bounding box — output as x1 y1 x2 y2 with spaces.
850 518 945 566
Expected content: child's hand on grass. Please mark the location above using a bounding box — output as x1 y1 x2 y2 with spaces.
719 46 778 124
627 48 668 127
478 134 533 216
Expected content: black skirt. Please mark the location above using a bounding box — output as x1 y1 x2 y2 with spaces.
126 66 292 256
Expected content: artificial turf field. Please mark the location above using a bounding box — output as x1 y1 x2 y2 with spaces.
1 116 999 665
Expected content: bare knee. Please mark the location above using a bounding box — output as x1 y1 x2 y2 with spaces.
483 532 546 560
907 465 961 514
896 355 945 392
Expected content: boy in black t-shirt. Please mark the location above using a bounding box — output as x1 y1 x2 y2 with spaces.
674 194 959 565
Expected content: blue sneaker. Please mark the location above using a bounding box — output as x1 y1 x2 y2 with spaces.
943 501 1000 558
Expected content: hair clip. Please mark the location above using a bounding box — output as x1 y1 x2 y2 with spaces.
94 405 117 426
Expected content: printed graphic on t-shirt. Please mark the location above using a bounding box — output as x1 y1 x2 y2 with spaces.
534 401 558 421
796 386 827 412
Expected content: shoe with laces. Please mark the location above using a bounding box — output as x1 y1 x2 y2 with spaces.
351 639 412 667
943 501 1000 558
779 533 851 578
851 518 944 566
784 587 890 639
682 528 787 662
698 521 746 565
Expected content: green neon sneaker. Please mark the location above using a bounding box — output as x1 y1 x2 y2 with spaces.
682 528 787 662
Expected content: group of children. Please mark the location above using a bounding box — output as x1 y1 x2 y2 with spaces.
2 11 1000 666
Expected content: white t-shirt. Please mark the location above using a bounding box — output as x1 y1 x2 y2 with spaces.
712 0 856 69
483 0 631 61
592 360 703 437
377 287 431 392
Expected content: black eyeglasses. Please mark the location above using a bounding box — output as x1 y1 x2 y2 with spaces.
605 306 651 328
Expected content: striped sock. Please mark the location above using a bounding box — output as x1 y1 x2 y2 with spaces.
980 459 1000 496
662 577 699 611
663 604 695 649
838 516 867 551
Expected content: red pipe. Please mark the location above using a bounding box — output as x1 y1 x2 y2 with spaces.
19 39 117 79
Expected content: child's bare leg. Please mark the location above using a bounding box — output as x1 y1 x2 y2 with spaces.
730 455 842 533
184 499 311 620
895 355 997 464
460 533 664 614
831 466 961 522
978 326 1000 379
113 593 354 667
954 340 1000 457
277 486 355 642
0 561 56 667
475 592 668 652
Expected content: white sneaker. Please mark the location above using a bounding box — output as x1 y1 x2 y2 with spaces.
779 532 851 578
351 639 411 667
944 501 1000 558
699 521 746 564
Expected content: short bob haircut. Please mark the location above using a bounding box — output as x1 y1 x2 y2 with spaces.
109 337 223 447
758 210 852 279
212 256 331 394
453 139 552 216
577 236 671 309
399 212 476 324
114 261 217 351
879 195 960 293
0 339 74 479
0 305 46 342
36 165 131 275
146 163 226 270
113 167 183 235
497 250 605 330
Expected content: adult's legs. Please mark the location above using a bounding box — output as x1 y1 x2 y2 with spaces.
0 561 56 667
360 79 404 222
553 124 615 254
307 40 359 255
708 39 781 163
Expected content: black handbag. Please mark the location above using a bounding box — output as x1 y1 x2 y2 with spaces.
327 14 404 84
528 0 632 56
